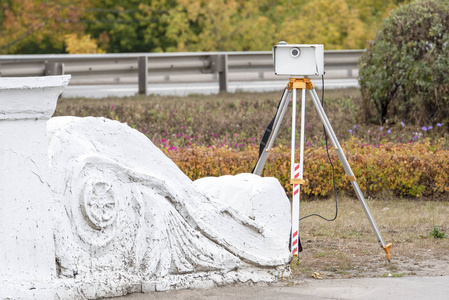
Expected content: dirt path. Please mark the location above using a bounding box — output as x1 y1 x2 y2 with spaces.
292 237 449 280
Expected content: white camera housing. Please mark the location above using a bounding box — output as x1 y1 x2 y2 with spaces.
273 43 324 77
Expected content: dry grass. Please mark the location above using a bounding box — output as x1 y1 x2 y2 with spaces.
293 195 449 279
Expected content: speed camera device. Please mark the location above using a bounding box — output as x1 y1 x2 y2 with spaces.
273 42 324 76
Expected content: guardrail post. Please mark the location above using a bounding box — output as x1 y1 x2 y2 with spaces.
211 54 228 93
219 54 228 93
347 68 353 77
138 56 148 95
44 62 64 76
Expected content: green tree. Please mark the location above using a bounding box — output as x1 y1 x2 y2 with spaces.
359 0 449 125
167 0 277 52
83 0 279 52
81 0 168 53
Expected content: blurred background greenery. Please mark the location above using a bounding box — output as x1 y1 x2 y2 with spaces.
1 0 408 54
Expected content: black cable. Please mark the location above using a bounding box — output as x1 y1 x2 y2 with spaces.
299 75 338 222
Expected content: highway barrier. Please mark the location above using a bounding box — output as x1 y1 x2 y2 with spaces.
0 50 363 93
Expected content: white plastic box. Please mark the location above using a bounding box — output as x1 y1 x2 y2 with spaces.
273 43 324 77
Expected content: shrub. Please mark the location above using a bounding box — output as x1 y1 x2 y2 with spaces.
165 138 449 199
359 0 449 127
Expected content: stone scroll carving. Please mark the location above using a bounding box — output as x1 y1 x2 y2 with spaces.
48 116 291 298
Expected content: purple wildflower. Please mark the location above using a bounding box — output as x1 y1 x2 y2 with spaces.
422 126 427 131
437 123 442 127
401 121 405 127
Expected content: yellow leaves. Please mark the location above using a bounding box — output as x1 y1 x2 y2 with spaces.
185 0 201 20
64 34 105 54
163 138 449 199
278 0 361 50
1 0 90 54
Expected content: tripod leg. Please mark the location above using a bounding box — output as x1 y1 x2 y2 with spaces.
290 88 306 256
291 88 299 255
308 88 391 261
253 88 291 175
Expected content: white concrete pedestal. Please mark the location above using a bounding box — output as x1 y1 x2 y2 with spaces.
0 76 70 299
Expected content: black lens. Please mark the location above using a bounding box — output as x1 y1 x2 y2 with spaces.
291 48 300 57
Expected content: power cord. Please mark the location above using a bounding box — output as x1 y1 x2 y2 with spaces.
299 75 338 222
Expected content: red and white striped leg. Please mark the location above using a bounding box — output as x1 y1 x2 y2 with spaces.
291 163 301 256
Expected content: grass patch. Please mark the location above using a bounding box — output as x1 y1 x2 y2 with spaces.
55 89 448 150
294 196 449 278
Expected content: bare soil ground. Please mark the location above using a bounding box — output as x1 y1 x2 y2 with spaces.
290 196 449 281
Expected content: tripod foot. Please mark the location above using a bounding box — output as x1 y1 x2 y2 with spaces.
382 243 392 262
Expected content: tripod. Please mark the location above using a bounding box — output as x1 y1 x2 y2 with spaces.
253 78 391 261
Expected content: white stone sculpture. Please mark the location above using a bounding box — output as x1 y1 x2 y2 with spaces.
48 116 291 298
0 76 291 299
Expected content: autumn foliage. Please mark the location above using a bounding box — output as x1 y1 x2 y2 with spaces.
164 138 449 199
1 0 409 54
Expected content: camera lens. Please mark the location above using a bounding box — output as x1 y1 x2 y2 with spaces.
291 48 301 58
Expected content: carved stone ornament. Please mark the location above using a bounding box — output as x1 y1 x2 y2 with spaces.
47 116 292 298
81 181 117 230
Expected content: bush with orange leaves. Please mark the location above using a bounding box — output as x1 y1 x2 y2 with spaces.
164 138 449 199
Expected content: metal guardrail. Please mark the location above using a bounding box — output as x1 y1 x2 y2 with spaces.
0 50 363 93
